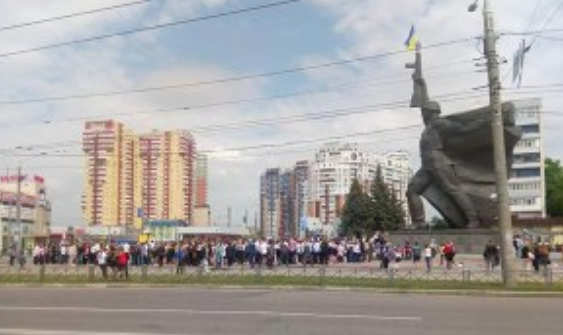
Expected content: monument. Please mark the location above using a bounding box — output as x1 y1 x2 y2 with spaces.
406 44 522 229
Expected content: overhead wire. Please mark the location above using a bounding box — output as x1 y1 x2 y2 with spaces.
3 84 561 157
526 0 563 48
0 87 497 157
0 0 304 60
2 82 561 156
0 36 476 106
0 0 160 32
41 64 477 125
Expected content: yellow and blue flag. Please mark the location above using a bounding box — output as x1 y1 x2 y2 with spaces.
404 25 418 51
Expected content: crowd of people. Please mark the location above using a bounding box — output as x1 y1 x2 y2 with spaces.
482 237 557 272
4 234 559 279
16 235 452 273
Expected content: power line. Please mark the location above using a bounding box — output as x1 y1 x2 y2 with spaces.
0 0 160 32
0 88 491 156
523 0 546 34
3 85 557 155
0 0 303 60
0 36 476 106
41 65 477 124
6 124 421 158
527 0 563 48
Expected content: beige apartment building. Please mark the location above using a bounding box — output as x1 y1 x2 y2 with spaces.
82 121 197 229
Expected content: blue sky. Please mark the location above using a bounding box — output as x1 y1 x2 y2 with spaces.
0 0 562 226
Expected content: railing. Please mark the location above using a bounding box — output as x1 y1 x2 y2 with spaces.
1 264 562 289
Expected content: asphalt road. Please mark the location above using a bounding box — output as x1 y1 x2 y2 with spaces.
0 287 561 335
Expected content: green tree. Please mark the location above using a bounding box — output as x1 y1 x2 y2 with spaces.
340 179 373 237
370 165 406 231
545 158 563 217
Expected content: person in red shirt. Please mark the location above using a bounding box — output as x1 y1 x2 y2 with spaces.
116 247 129 280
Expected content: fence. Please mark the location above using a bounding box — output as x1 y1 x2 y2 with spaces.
1 264 562 290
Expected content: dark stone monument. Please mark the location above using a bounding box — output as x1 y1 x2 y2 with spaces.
405 45 522 229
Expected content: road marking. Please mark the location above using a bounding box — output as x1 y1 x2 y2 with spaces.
0 306 421 321
0 330 204 335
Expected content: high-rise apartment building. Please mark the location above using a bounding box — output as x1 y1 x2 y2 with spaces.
83 120 142 227
259 143 412 238
293 161 309 234
82 121 196 228
139 130 196 224
307 143 412 228
308 143 376 225
260 168 282 238
194 154 208 207
509 98 546 218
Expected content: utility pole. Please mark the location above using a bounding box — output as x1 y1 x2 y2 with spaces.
474 0 517 287
15 166 23 266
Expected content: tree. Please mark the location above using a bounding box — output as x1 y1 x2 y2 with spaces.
545 158 563 217
370 165 406 231
340 179 373 237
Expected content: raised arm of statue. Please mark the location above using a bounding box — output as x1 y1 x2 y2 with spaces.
407 44 430 108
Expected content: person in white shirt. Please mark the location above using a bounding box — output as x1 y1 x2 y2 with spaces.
97 247 108 279
424 245 433 272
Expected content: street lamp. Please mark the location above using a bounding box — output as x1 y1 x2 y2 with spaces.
14 152 47 267
469 0 517 288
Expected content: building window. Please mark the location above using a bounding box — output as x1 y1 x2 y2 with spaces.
511 168 540 178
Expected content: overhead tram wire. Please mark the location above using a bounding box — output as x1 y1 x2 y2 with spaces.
0 36 477 107
1 88 496 156
4 82 563 155
0 0 304 60
523 0 546 34
7 123 423 159
526 1 563 48
41 65 478 124
8 84 563 155
0 0 161 32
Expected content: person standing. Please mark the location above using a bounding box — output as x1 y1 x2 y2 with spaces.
424 244 433 272
443 241 456 270
412 242 422 265
116 247 129 280
483 240 499 271
97 246 108 279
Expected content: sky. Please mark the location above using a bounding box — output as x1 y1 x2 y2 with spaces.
0 0 562 227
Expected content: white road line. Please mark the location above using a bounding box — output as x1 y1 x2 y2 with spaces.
0 330 203 335
0 306 421 321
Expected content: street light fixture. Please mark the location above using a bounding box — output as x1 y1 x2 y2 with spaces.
468 0 479 12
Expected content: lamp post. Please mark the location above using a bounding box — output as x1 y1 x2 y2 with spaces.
469 0 517 287
14 152 47 267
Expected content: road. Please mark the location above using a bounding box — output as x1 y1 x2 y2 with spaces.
0 287 561 335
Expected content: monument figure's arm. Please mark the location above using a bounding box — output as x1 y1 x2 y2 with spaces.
407 44 429 108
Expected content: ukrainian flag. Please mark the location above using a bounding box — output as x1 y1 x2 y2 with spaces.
404 25 418 51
